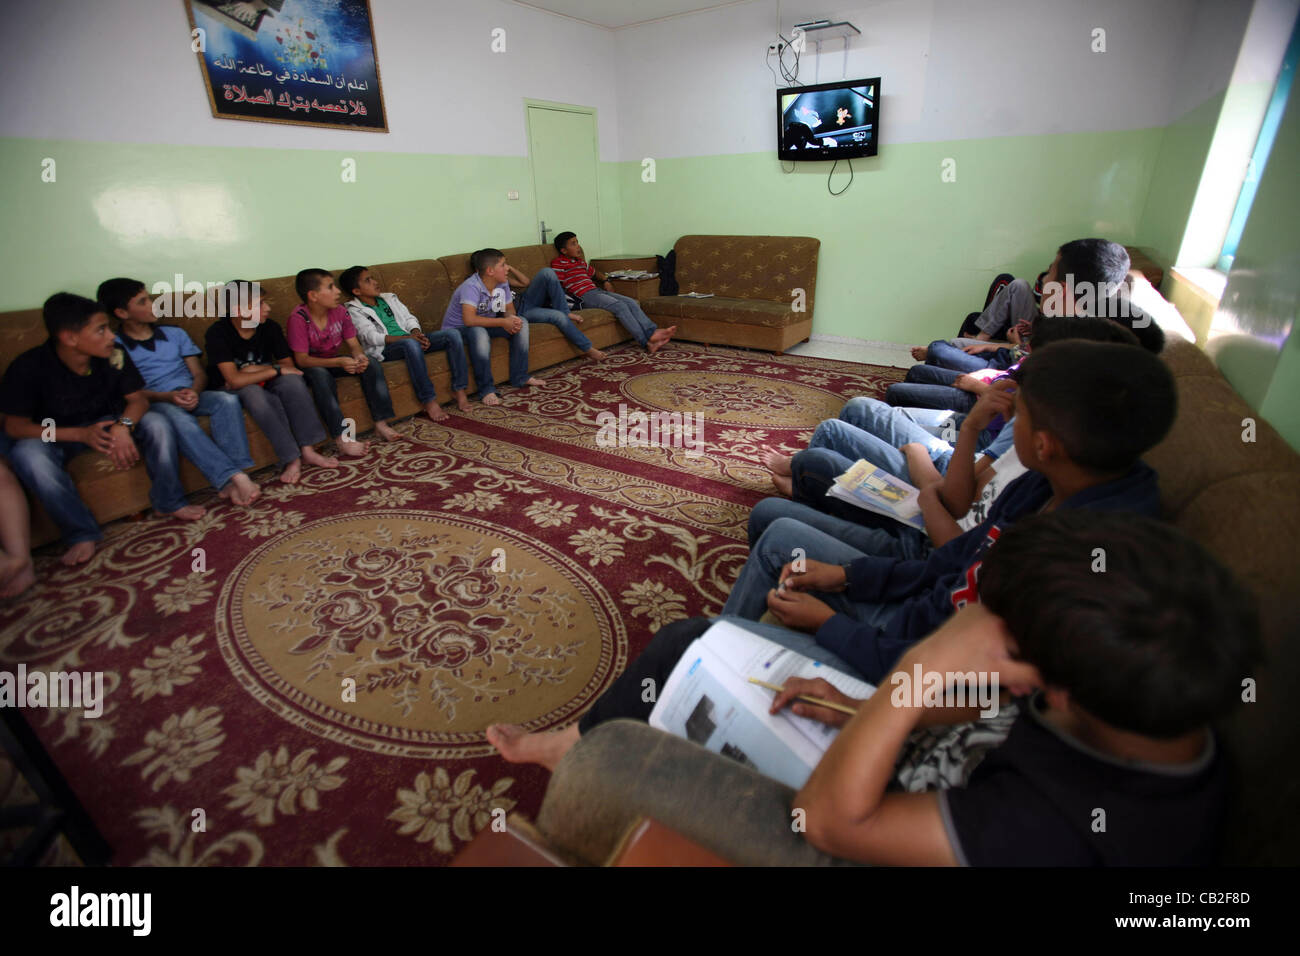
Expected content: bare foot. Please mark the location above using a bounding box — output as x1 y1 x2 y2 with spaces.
62 541 96 566
772 474 793 496
0 559 35 599
279 458 303 485
647 326 676 355
424 399 450 422
585 347 607 361
569 312 585 324
337 438 369 457
911 345 929 361
375 421 401 442
486 723 580 771
302 446 341 469
454 390 472 412
159 504 206 522
522 377 544 387
482 393 501 407
224 472 261 506
761 446 793 477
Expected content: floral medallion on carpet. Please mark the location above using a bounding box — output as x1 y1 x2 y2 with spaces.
0 343 901 864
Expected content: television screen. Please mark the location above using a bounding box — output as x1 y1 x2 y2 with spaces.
777 78 880 160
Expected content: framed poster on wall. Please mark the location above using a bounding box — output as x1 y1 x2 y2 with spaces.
185 0 388 132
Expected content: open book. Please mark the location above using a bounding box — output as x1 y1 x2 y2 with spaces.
649 620 875 789
826 459 925 530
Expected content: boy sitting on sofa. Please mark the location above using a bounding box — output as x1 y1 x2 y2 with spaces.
441 249 544 407
491 511 1259 866
503 261 606 362
0 294 196 566
289 269 397 452
550 232 676 354
205 281 338 485
100 278 260 507
338 265 471 420
723 338 1177 685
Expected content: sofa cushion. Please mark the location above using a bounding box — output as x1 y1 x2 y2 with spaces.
672 235 820 305
0 309 48 378
641 296 806 329
1146 373 1300 517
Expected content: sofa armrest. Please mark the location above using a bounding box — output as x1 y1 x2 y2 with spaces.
534 719 861 867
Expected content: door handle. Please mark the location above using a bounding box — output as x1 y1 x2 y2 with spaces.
540 220 552 245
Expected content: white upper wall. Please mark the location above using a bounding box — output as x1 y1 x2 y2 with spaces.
611 0 1249 161
0 0 1256 163
0 0 623 159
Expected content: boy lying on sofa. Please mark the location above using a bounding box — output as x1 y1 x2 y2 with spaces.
489 510 1259 865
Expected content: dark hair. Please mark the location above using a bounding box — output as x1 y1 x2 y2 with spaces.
221 280 260 319
1016 340 1176 473
337 266 368 299
1057 238 1130 292
979 510 1261 738
1028 315 1139 351
295 268 333 303
96 278 146 318
43 292 104 338
472 248 504 275
553 231 577 254
1106 300 1166 354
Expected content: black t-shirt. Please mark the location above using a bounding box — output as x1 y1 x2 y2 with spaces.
939 693 1227 866
204 318 291 387
0 340 145 425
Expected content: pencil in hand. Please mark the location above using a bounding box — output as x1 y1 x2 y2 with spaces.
748 677 858 716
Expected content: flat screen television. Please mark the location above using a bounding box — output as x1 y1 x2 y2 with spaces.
777 78 880 160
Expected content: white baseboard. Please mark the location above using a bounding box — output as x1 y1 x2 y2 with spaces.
806 334 910 351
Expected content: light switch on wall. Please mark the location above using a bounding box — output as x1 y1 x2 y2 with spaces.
507 190 519 200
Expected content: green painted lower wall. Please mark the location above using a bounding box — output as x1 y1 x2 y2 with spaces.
616 128 1164 344
1136 91 1224 270
0 137 627 314
0 126 1164 350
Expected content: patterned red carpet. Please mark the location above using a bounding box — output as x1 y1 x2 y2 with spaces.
0 343 902 865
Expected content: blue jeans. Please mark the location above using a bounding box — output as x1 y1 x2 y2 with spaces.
577 289 658 347
144 392 252 495
302 363 395 437
2 415 182 543
382 331 469 402
462 324 531 397
720 517 907 651
518 268 593 352
925 339 993 373
747 497 932 560
885 365 976 412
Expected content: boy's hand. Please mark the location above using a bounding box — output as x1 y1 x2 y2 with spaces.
902 603 1043 697
766 587 836 633
506 316 523 334
770 676 860 727
962 343 999 354
279 365 303 376
353 354 369 371
80 422 115 455
106 425 139 470
602 281 614 292
963 378 1016 431
173 388 199 410
778 558 847 593
569 312 584 324
411 330 430 348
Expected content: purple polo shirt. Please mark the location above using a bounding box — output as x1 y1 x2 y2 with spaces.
441 274 513 330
